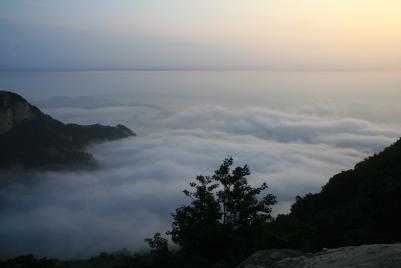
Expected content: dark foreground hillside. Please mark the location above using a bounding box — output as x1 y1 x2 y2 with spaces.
0 91 135 170
273 137 401 250
2 243 401 268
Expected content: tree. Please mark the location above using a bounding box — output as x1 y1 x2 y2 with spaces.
143 232 171 267
169 157 277 261
169 175 221 258
145 232 169 254
215 158 276 230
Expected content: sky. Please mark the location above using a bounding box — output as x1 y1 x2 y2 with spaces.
1 0 401 259
1 0 401 70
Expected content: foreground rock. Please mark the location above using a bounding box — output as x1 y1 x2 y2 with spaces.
237 243 401 268
0 90 135 170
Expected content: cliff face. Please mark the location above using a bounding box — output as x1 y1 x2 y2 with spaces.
0 91 135 170
237 243 401 268
0 91 39 134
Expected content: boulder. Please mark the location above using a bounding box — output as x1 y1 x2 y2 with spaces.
237 244 401 268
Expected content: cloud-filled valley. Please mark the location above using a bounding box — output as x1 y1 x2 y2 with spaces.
1 98 400 259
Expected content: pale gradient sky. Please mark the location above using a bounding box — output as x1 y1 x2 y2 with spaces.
1 0 400 70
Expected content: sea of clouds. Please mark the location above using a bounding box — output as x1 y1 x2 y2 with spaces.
0 98 400 259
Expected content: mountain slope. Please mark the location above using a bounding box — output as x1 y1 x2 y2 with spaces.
274 138 401 250
0 91 135 170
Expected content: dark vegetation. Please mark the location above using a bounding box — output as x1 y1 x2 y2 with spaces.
167 157 277 266
0 91 135 170
273 137 401 251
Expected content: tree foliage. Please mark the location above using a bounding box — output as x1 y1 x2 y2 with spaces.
169 157 277 261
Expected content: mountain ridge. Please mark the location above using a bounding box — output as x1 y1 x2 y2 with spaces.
0 90 135 170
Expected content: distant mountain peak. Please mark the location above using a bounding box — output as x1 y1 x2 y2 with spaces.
0 91 135 170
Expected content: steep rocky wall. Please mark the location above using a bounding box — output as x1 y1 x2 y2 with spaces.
0 91 36 134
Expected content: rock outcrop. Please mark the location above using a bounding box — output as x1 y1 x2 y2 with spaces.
0 91 40 134
237 243 401 268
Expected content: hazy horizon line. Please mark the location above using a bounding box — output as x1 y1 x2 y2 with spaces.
1 67 401 74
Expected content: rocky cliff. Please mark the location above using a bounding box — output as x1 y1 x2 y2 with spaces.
0 91 135 170
237 243 401 268
0 91 40 134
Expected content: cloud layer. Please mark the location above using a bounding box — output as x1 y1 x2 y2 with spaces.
0 103 399 259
